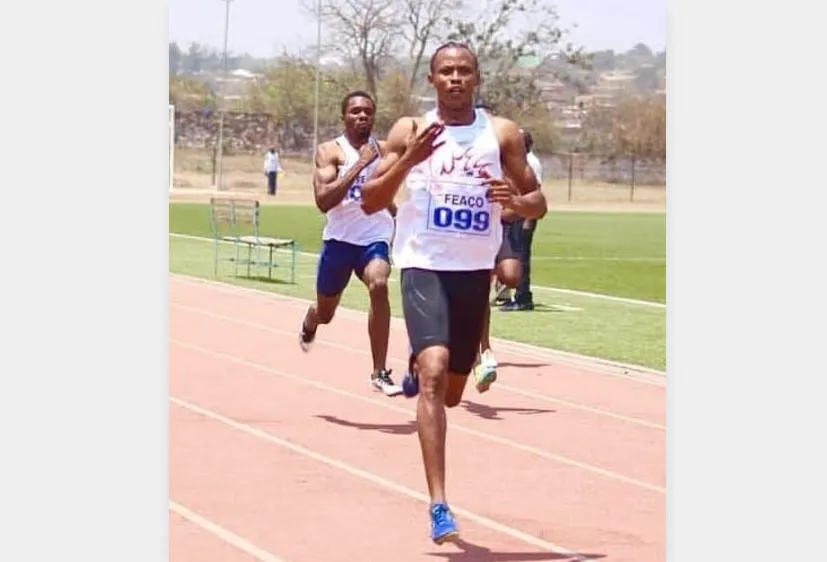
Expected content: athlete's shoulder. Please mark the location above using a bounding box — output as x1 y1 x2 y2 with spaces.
384 116 420 153
489 115 520 137
316 138 344 161
324 136 348 150
389 115 424 133
489 116 523 151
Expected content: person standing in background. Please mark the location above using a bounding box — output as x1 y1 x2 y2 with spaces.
264 146 282 196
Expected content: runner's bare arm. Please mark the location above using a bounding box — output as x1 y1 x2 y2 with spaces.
501 208 520 222
313 141 376 213
497 118 547 220
376 140 398 217
361 118 415 214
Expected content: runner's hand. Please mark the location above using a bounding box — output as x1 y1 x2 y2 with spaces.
402 120 445 166
482 172 518 209
357 142 380 166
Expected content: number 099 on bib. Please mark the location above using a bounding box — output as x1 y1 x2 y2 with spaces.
426 191 492 236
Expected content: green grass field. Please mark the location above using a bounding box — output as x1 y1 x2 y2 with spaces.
170 204 665 302
169 203 666 371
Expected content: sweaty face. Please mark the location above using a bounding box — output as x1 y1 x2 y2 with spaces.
342 96 375 138
429 47 479 108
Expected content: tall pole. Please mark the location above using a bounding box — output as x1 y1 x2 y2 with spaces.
216 0 232 191
311 0 322 158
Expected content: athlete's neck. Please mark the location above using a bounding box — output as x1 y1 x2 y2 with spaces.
436 103 476 126
344 130 370 148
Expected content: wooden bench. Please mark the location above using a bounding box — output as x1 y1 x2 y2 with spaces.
208 197 297 283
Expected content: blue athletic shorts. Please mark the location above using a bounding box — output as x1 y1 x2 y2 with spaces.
316 239 390 297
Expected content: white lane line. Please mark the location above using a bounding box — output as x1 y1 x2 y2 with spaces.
170 338 666 495
168 272 667 383
170 397 595 561
170 302 665 431
170 499 288 562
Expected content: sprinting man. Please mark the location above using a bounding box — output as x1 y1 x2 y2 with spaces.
360 43 547 544
299 90 403 397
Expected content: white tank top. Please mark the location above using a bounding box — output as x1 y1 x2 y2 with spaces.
321 135 395 246
392 108 503 271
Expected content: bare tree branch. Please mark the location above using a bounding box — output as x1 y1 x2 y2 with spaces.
304 0 403 98
400 0 464 99
443 0 586 114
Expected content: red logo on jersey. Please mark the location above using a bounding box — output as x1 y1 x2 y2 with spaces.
437 146 492 178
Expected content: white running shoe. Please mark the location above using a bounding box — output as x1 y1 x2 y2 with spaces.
474 349 498 393
493 282 511 305
371 369 403 397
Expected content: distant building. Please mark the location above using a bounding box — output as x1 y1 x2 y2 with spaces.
589 70 636 106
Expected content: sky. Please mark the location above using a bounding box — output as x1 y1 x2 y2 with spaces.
168 0 666 58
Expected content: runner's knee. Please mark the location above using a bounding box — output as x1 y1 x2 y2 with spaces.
367 275 389 300
416 347 449 400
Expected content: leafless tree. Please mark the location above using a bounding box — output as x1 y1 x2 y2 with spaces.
305 0 402 98
445 0 586 113
400 0 464 99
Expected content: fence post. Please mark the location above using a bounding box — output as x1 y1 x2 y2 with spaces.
211 144 217 186
630 156 637 202
567 152 574 202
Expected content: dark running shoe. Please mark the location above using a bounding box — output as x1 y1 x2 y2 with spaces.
499 300 534 312
299 316 316 352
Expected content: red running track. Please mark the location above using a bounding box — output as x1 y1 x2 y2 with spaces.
168 275 666 562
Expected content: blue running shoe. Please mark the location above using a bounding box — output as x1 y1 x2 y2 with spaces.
430 503 459 544
402 344 419 397
402 370 419 398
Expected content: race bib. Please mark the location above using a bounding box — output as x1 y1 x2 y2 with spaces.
347 182 364 201
345 170 370 202
345 152 378 202
426 185 492 236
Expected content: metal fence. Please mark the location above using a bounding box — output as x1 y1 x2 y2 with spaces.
171 109 666 204
540 153 665 203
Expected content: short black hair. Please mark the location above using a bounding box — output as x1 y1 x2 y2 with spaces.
429 41 479 73
340 90 376 116
522 129 534 152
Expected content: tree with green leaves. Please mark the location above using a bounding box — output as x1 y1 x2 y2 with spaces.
244 54 366 138
169 77 215 110
169 42 182 77
579 96 666 162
